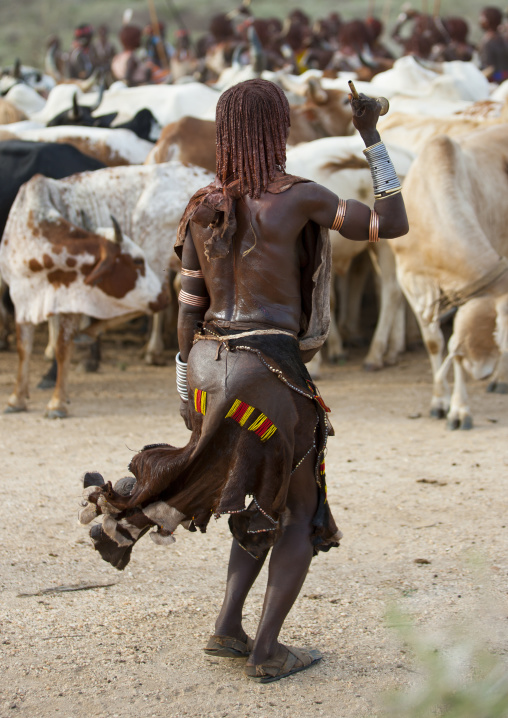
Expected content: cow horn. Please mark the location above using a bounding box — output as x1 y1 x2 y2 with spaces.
248 25 266 75
79 67 100 93
44 44 62 81
13 58 21 79
71 92 81 120
110 215 123 245
358 52 379 70
89 75 105 113
308 77 328 105
231 43 246 70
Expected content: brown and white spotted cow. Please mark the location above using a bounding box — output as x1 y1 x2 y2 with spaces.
0 161 214 417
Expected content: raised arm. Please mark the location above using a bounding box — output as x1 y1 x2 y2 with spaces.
302 93 409 242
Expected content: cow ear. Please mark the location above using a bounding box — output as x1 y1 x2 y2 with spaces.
307 78 328 105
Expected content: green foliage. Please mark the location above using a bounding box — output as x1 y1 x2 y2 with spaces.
384 610 508 718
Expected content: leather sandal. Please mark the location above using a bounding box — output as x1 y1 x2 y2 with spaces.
204 634 254 658
244 645 322 683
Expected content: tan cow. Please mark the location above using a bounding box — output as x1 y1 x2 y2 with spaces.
145 79 353 171
389 124 508 429
378 109 507 154
0 98 27 125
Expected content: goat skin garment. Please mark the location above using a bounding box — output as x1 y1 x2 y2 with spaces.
82 329 341 569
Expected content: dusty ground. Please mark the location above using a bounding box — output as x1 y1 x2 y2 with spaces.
0 332 507 718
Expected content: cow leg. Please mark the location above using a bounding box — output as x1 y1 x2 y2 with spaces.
340 252 370 346
44 315 59 361
488 296 508 394
364 243 404 371
446 355 473 430
326 279 346 363
385 299 406 366
144 311 166 366
306 352 323 380
397 272 449 418
45 313 81 419
5 322 35 413
0 276 11 351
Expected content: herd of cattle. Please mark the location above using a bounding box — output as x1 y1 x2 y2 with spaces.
1 55 508 428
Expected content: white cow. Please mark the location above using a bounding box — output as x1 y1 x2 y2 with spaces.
3 125 154 166
0 161 213 417
31 82 221 128
389 124 508 429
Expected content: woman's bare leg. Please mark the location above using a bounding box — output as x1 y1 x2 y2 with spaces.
214 539 268 640
247 458 318 666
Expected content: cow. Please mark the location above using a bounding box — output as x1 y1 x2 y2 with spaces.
433 296 499 429
0 140 106 242
45 88 157 143
0 139 107 352
6 126 154 166
31 82 220 129
4 83 46 117
286 135 415 374
145 79 354 172
0 98 27 124
378 109 507 154
389 124 508 429
0 161 213 417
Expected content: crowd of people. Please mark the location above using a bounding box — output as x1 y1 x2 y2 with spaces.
46 4 508 87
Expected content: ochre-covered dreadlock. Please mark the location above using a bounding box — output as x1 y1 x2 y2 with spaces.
215 79 291 198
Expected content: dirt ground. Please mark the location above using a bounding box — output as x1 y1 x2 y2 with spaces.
0 332 507 718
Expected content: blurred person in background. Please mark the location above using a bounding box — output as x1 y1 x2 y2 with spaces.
430 17 474 62
68 24 98 79
95 24 117 72
478 5 508 81
111 24 151 86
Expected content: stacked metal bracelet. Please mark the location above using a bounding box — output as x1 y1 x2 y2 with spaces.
363 141 401 200
175 352 188 402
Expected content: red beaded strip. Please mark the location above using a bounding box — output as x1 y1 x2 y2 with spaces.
369 210 380 243
331 199 347 232
181 267 204 278
225 399 255 426
306 380 331 413
194 388 206 415
178 289 209 307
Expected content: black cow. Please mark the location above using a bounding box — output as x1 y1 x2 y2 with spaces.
0 139 106 239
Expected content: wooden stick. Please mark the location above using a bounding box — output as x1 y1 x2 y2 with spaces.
348 80 360 99
382 0 392 27
433 0 441 17
147 0 169 70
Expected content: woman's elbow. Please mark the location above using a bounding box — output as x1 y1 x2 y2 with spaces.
380 216 409 239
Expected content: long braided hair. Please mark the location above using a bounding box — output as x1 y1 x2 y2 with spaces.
215 79 291 198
